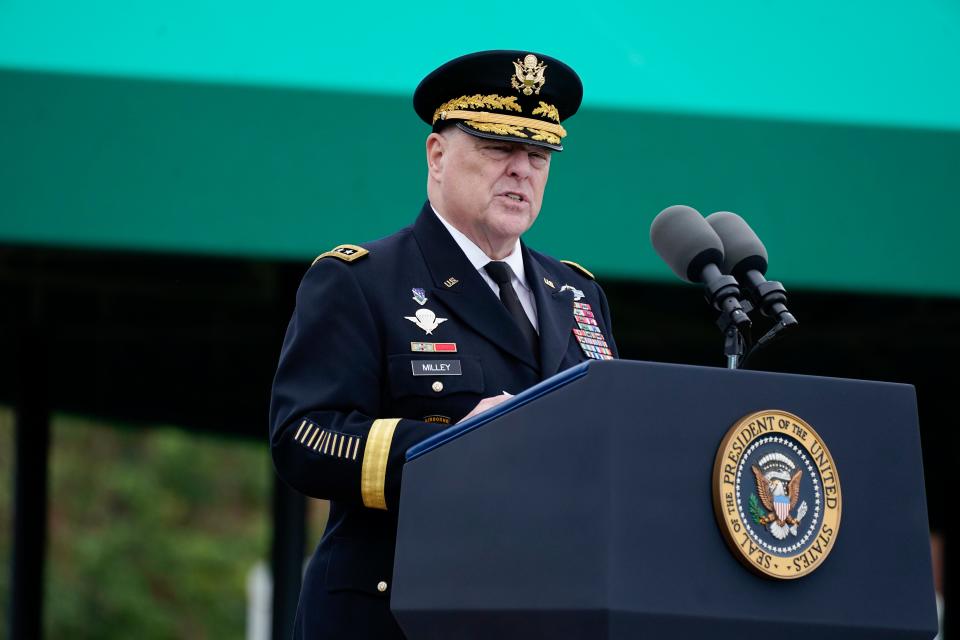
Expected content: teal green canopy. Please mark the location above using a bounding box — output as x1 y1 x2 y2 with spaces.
2 0 959 295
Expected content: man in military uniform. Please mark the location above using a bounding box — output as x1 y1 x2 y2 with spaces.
269 50 618 639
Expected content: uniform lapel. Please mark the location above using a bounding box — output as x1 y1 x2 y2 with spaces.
523 246 576 378
412 203 539 372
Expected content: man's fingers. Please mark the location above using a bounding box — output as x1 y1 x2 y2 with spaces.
457 393 514 423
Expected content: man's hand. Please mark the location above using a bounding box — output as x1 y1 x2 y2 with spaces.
457 392 513 423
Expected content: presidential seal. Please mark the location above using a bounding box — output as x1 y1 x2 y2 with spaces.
712 410 841 579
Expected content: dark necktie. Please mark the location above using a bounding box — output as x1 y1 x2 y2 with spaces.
484 261 540 358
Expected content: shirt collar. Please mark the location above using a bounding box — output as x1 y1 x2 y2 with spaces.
431 204 528 290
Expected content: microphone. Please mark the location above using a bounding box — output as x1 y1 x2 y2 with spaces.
705 211 797 326
650 205 751 328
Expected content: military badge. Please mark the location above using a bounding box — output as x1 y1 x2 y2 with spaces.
560 284 584 301
712 410 842 579
412 288 428 305
405 308 448 335
511 54 547 96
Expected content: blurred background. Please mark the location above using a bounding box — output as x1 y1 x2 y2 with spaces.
1 1 957 637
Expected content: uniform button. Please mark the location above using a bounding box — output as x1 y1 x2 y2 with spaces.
431 381 443 393
377 581 388 592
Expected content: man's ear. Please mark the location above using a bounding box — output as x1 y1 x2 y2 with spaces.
426 132 446 181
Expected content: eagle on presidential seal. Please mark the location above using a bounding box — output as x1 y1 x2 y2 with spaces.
750 452 809 540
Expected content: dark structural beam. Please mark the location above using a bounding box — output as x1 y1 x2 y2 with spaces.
7 298 51 640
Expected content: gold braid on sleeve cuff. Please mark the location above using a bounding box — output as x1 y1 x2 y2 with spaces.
361 418 401 510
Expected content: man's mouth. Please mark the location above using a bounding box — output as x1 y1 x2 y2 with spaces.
501 192 526 202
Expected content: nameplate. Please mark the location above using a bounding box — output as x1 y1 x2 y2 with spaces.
411 360 462 376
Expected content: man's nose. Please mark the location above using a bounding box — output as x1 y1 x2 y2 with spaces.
505 149 533 178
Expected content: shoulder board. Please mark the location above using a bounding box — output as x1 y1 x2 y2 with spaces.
560 260 594 280
312 244 369 266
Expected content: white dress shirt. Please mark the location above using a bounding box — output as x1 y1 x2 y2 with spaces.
432 207 539 333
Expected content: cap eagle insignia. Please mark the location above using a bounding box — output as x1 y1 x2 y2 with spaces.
750 453 809 540
511 54 547 96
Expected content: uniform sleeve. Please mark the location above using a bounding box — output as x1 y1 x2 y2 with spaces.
268 259 448 511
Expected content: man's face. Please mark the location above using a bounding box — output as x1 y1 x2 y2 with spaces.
429 128 552 253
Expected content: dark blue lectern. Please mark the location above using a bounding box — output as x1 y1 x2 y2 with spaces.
392 360 937 639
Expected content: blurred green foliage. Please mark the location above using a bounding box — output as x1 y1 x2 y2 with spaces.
0 410 280 639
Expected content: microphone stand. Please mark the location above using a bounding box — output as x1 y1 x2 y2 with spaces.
700 266 752 370
716 300 752 369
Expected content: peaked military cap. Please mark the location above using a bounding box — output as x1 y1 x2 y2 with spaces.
413 50 583 151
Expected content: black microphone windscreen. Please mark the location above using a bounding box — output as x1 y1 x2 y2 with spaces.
650 205 724 283
706 211 768 276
